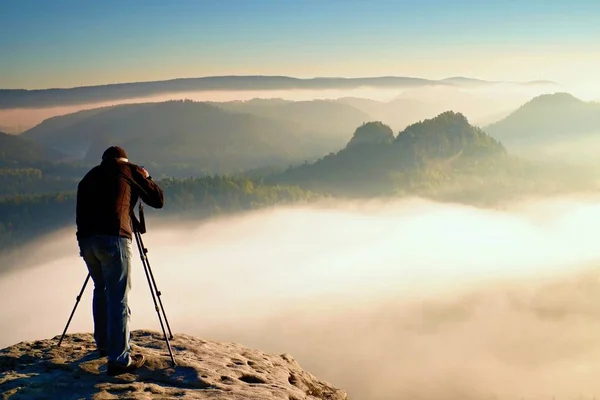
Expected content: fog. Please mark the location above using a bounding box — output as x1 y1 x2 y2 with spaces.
2 196 600 399
502 131 600 167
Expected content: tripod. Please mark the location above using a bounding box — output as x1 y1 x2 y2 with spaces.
57 202 177 366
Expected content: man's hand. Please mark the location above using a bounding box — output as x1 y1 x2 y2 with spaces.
140 166 150 179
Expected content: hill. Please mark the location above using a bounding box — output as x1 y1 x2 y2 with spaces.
214 98 371 142
0 330 347 399
334 97 441 132
0 131 65 167
20 100 338 175
271 111 506 196
345 121 395 148
485 92 600 140
0 75 557 109
395 111 505 160
484 93 600 162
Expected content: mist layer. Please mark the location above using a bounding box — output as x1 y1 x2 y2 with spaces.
1 197 600 399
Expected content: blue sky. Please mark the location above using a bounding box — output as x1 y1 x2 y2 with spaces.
1 0 599 89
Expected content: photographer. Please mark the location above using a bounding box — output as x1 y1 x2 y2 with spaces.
76 146 164 376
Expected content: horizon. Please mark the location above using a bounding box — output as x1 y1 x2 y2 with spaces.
0 73 561 91
2 0 600 97
0 74 560 91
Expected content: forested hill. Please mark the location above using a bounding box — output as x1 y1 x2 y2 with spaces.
271 111 506 195
0 131 66 167
20 100 343 176
395 111 505 159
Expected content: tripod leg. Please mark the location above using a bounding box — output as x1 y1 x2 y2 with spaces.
132 202 173 338
137 233 174 339
134 230 177 366
58 273 91 347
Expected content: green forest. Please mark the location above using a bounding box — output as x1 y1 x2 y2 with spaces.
0 175 320 254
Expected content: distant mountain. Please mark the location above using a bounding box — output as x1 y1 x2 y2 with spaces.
484 93 600 162
232 96 452 137
334 96 443 132
486 93 600 139
335 84 562 132
271 111 505 195
0 131 65 167
394 85 552 127
522 80 560 86
213 99 371 142
441 77 497 86
472 109 514 126
0 75 557 109
20 100 339 175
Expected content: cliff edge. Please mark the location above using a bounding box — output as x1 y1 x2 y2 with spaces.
0 330 347 400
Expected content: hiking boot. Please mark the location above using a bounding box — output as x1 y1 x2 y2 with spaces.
107 354 146 376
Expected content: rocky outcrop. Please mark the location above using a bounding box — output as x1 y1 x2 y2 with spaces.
0 330 347 400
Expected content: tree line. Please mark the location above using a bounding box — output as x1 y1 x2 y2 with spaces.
0 175 321 255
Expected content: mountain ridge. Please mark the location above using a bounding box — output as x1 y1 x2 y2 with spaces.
19 100 353 175
0 75 560 109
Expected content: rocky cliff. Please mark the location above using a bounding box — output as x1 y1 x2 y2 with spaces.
0 330 347 400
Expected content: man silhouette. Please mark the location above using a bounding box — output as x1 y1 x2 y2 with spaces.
76 146 164 376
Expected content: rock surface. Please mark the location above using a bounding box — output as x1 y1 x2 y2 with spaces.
0 330 347 400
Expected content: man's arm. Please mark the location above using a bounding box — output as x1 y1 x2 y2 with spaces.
129 165 165 209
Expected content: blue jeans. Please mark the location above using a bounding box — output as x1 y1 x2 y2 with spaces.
79 235 133 366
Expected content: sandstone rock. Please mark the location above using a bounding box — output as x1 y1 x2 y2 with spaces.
0 330 347 400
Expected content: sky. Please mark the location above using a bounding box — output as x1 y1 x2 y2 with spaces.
1 0 600 90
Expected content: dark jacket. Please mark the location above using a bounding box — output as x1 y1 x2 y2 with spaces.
76 158 164 240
